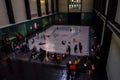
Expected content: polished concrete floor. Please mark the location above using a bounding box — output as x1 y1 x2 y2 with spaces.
0 59 89 80
28 25 89 56
0 60 66 80
0 56 108 80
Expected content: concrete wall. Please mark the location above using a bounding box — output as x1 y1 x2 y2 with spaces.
11 0 27 22
82 0 93 12
115 0 120 24
54 0 56 12
0 0 9 26
59 0 68 12
41 0 46 15
106 33 120 80
48 0 52 13
59 0 93 13
29 0 38 18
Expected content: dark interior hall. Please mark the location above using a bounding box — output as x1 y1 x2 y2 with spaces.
0 0 120 80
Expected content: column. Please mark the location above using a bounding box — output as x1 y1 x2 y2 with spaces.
5 0 15 23
37 0 42 16
24 0 31 19
45 0 49 14
51 0 54 13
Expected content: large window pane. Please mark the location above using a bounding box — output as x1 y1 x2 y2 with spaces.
69 0 82 12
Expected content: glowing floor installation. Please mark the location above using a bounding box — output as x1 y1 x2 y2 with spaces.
29 25 89 56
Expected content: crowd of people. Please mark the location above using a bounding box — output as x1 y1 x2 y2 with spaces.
29 46 68 64
66 57 81 80
0 32 29 55
0 26 92 80
65 34 102 80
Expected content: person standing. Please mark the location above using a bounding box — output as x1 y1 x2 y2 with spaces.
67 42 71 57
74 44 78 53
44 52 49 63
32 38 34 44
79 42 83 53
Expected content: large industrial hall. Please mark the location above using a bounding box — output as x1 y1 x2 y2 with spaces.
0 0 120 80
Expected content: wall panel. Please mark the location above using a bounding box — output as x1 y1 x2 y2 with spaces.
115 0 120 24
11 0 27 22
59 0 68 12
41 0 46 15
82 0 93 12
29 0 38 18
48 0 52 13
106 33 120 80
0 0 9 26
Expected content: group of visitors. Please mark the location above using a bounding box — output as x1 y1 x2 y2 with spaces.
29 46 69 64
66 39 83 56
66 56 81 80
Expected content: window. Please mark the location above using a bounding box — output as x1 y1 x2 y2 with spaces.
69 0 81 10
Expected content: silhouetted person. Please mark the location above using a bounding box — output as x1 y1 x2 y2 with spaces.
56 54 61 64
62 54 67 60
16 33 22 42
66 61 72 80
67 42 71 57
32 38 34 44
79 42 83 53
3 38 12 54
74 44 78 53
